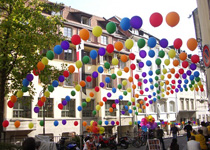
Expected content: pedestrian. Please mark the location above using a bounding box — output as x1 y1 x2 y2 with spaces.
184 121 193 141
187 136 201 150
200 121 208 141
156 126 166 150
83 136 96 150
207 122 210 138
195 129 207 150
22 137 36 150
170 124 179 139
169 138 179 150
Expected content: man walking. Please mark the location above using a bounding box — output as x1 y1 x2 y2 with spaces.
184 121 193 141
157 126 166 150
170 124 179 139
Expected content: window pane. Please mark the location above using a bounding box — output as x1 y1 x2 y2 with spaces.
61 99 75 117
101 36 107 45
82 99 94 117
64 27 72 38
105 100 116 116
85 74 92 88
64 74 73 86
64 49 73 61
13 96 31 118
38 98 54 118
120 101 129 116
119 60 126 69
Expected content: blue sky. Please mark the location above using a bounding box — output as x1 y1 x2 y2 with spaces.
50 0 197 52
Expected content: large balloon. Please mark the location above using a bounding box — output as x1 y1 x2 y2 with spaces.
92 26 102 37
147 37 156 48
168 49 176 58
54 45 62 55
137 39 146 48
106 44 114 53
191 54 199 64
120 17 130 31
79 29 90 41
114 41 124 51
98 47 106 56
187 38 197 51
106 22 116 34
148 50 155 58
173 38 182 49
159 38 168 48
130 16 143 29
125 39 134 49
179 52 187 61
166 12 180 27
90 50 98 59
71 35 81 45
149 12 163 27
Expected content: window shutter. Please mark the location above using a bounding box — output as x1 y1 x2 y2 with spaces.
74 73 79 85
102 75 106 89
74 49 77 61
59 51 64 60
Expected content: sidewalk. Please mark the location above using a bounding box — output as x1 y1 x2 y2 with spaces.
163 129 186 139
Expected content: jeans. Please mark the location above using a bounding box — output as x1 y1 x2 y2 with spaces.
172 133 177 139
158 137 166 150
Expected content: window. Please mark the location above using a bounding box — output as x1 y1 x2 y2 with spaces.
64 73 73 86
138 99 145 113
83 51 92 64
82 99 94 117
136 60 142 71
160 101 166 112
208 0 210 20
191 100 194 110
137 79 143 90
85 74 92 88
103 55 112 64
107 75 113 88
121 78 127 90
51 11 62 16
186 99 189 110
13 96 31 118
132 29 139 35
81 16 90 25
150 102 157 112
105 100 116 116
64 27 72 38
64 49 74 61
169 101 175 112
101 35 108 45
38 98 54 118
120 101 129 116
181 100 184 110
61 99 75 117
119 60 126 69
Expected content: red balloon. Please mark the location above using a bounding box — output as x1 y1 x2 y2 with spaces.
58 103 63 110
178 68 184 74
116 121 119 125
95 86 100 92
86 76 92 82
170 90 174 94
112 103 116 108
175 73 180 79
149 12 163 27
144 97 147 101
106 44 114 53
71 35 81 45
132 102 135 105
74 121 78 126
171 80 176 84
63 70 69 78
182 61 189 68
130 64 136 70
146 103 149 107
92 121 97 126
164 122 167 125
172 85 175 89
7 101 14 108
33 68 40 76
135 74 139 80
129 53 135 60
191 54 200 64
200 88 204 92
2 120 9 128
103 97 107 102
140 90 144 95
173 38 182 49
138 81 142 87
38 100 44 107
92 126 99 133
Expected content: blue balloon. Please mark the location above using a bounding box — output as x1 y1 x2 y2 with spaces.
120 17 130 31
141 126 148 132
148 50 155 58
90 50 98 59
98 66 104 73
52 80 59 87
148 95 152 98
112 88 116 93
124 105 128 110
183 84 187 88
148 70 153 76
193 71 200 77
150 85 154 90
54 120 59 126
146 60 152 66
153 98 157 102
153 92 156 96
65 96 71 102
189 75 194 81
184 79 189 84
105 77 111 83
137 121 141 124
180 88 183 92
77 106 82 111
58 75 65 82
22 78 29 87
149 78 153 83
105 120 109 125
128 109 132 114
54 45 63 55
148 37 156 48
119 95 123 100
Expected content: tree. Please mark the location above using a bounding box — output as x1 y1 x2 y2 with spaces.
0 0 65 139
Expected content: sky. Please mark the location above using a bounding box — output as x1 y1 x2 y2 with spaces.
50 0 198 53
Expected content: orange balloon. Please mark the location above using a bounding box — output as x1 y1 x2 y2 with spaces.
109 107 113 113
120 55 128 62
165 80 169 85
99 101 104 106
124 67 129 73
170 68 175 74
140 100 144 105
167 74 172 79
142 105 146 109
128 77 133 82
37 61 45 71
114 41 124 51
68 65 75 73
10 95 17 103
167 87 171 90
83 121 87 127
41 96 46 102
79 29 90 41
86 126 91 132
199 85 203 89
195 87 199 91
89 92 94 97
80 80 86 87
135 94 139 98
132 84 136 89
166 91 170 95
14 120 20 128
166 12 180 27
179 52 187 61
173 59 179 67
187 38 197 51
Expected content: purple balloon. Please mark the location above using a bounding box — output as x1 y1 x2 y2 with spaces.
92 71 98 78
149 100 153 104
145 87 149 92
62 120 67 125
121 110 125 115
139 50 147 58
62 100 67 106
139 62 144 68
34 107 39 113
148 95 152 98
186 70 192 76
182 73 187 79
111 121 115 125
107 92 112 97
178 80 182 84
26 74 34 82
146 124 151 129
61 41 70 50
159 38 168 48
142 72 147 77
175 88 179 93
100 82 105 88
98 47 106 56
58 75 65 82
115 99 119 104
190 63 197 70
177 84 181 88
143 79 148 84
130 16 143 29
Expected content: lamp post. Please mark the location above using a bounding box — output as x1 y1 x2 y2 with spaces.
39 89 46 135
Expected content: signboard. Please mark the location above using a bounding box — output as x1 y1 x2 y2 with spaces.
202 45 210 67
146 139 161 150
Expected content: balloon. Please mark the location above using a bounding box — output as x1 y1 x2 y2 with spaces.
173 38 182 49
92 71 98 78
124 67 129 73
158 50 165 58
106 44 114 53
28 122 34 129
62 100 67 106
175 73 180 78
10 95 17 103
155 58 161 66
58 75 65 82
38 100 44 107
82 102 87 107
135 74 139 79
149 78 153 83
190 63 197 70
71 35 81 45
39 120 44 126
90 50 98 59
105 120 109 125
150 12 163 27
104 62 110 69
114 41 124 51
179 52 187 61
155 69 160 75
182 61 189 68
162 68 167 74
95 86 100 92
79 29 89 41
120 55 128 62
48 85 54 92
7 101 14 108
168 49 176 58
100 82 105 88
71 90 76 96
132 84 136 89
182 73 187 79
129 121 133 125
129 53 135 60
34 107 39 113
37 61 45 71
166 12 180 27
187 70 192 76
164 59 170 66
74 121 78 126
111 73 116 79
146 60 152 66
148 50 155 58
137 39 146 48
148 37 156 48
167 74 172 79
125 39 134 49
68 65 75 73
117 70 122 76
62 120 66 125
194 71 200 77
116 121 119 125
22 79 29 87
109 107 113 113
159 38 168 48
142 72 147 77
148 70 153 76
187 38 197 51
139 62 144 68
106 22 116 34
46 50 54 60
92 26 102 37
76 60 82 69
63 70 69 77
79 80 86 87
119 95 123 100
173 59 179 67
54 45 63 55
17 90 23 98
98 66 104 73
130 16 143 29
190 75 195 81
75 84 81 91
14 120 20 128
96 105 101 111
128 77 133 82
105 77 111 83
191 54 200 63
98 47 106 56
86 97 91 102
82 56 90 64
58 103 63 110
54 120 59 126
139 50 147 58
107 92 112 97
120 17 130 31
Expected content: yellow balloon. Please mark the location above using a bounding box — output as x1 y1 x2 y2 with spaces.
160 82 164 86
75 84 81 91
161 88 165 92
127 88 131 93
86 97 91 102
131 97 135 102
148 115 153 120
112 58 119 65
168 49 176 59
122 80 127 86
194 84 198 88
190 87 194 91
161 93 165 97
100 127 105 134
76 60 83 69
96 105 101 111
162 68 167 74
138 109 142 113
198 81 202 86
129 121 132 125
44 91 50 97
17 90 23 98
117 70 122 76
90 120 94 125
160 75 165 80
164 59 170 66
125 39 134 49
136 103 140 108
92 26 102 37
41 57 49 65
28 122 34 129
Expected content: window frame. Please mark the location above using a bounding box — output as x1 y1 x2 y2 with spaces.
64 49 74 62
64 73 74 87
101 35 108 45
63 27 72 38
105 100 116 116
61 98 75 117
136 59 142 71
85 74 93 88
38 98 54 118
81 16 90 26
82 99 95 117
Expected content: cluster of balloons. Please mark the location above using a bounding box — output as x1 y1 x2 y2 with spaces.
84 120 105 134
140 115 157 132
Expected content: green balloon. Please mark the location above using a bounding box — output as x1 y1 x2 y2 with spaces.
158 50 165 58
155 76 159 81
127 101 131 106
191 80 195 85
133 106 136 110
92 110 96 115
189 84 192 88
135 112 138 115
22 86 28 92
155 69 160 75
106 22 116 34
82 102 87 107
185 88 188 91
46 50 54 60
155 83 159 87
82 56 90 64
157 95 161 100
155 58 162 66
157 90 160 94
195 77 200 82
111 74 116 79
104 62 110 69
98 120 102 125
118 84 122 89
40 120 44 126
48 85 54 92
71 90 76 96
137 39 146 48
123 91 127 96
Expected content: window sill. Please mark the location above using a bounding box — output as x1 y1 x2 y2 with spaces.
136 70 142 72
63 85 74 88
104 116 117 119
10 118 32 121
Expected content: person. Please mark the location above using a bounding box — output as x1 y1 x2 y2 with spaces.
83 136 96 150
200 121 208 141
169 138 179 150
207 122 210 137
170 124 179 139
22 137 36 150
156 126 166 150
184 121 193 141
195 129 207 150
187 136 201 150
